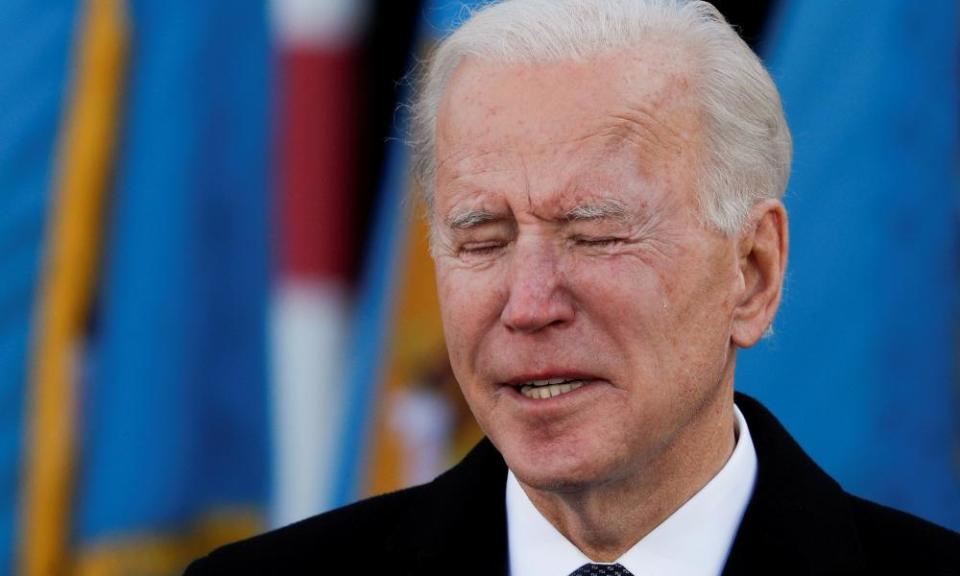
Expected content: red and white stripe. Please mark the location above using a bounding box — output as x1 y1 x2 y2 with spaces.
269 0 367 527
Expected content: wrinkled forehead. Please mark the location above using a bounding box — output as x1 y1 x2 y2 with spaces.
433 45 705 215
435 44 704 185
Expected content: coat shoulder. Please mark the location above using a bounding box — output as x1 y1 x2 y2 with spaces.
848 494 960 573
184 484 430 574
184 439 508 575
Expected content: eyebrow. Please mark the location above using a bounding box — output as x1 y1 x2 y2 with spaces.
445 200 630 230
564 199 629 222
446 209 501 230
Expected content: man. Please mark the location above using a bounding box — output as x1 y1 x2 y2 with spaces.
187 1 959 574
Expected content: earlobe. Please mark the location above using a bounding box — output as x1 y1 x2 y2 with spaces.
731 200 788 348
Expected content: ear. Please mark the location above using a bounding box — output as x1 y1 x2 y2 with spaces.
731 199 788 348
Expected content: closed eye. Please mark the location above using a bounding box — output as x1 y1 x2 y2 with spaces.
459 241 507 257
574 236 624 248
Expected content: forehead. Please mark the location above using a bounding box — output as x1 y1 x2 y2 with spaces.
435 43 703 197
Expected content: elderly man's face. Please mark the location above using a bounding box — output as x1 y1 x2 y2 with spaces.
431 47 745 491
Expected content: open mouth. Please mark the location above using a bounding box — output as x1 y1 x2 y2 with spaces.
518 378 587 400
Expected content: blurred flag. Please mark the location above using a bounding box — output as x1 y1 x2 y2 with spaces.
69 0 273 572
335 0 486 505
10 0 273 574
269 0 367 526
6 0 374 571
18 0 129 573
739 0 959 530
0 0 84 574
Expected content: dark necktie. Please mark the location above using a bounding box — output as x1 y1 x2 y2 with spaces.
569 563 635 576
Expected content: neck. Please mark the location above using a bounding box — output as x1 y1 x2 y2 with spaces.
518 380 737 562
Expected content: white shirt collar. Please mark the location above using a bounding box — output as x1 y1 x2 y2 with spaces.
506 404 758 576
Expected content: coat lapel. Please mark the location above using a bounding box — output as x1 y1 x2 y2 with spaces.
723 393 866 575
386 438 510 576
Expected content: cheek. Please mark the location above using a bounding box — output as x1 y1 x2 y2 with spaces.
671 253 737 334
565 251 724 380
657 256 740 384
436 266 504 369
565 254 668 328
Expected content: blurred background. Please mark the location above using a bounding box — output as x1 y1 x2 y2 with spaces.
1 0 957 574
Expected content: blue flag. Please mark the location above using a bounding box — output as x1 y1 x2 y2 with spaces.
5 0 272 574
0 0 79 573
740 0 959 529
72 0 272 571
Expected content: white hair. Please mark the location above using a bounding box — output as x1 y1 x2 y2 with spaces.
409 0 792 235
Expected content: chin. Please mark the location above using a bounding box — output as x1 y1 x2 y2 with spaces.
496 432 622 493
510 457 621 494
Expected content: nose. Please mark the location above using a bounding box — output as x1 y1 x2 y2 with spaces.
500 239 575 333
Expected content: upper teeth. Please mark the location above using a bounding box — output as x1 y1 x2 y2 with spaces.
520 378 585 399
